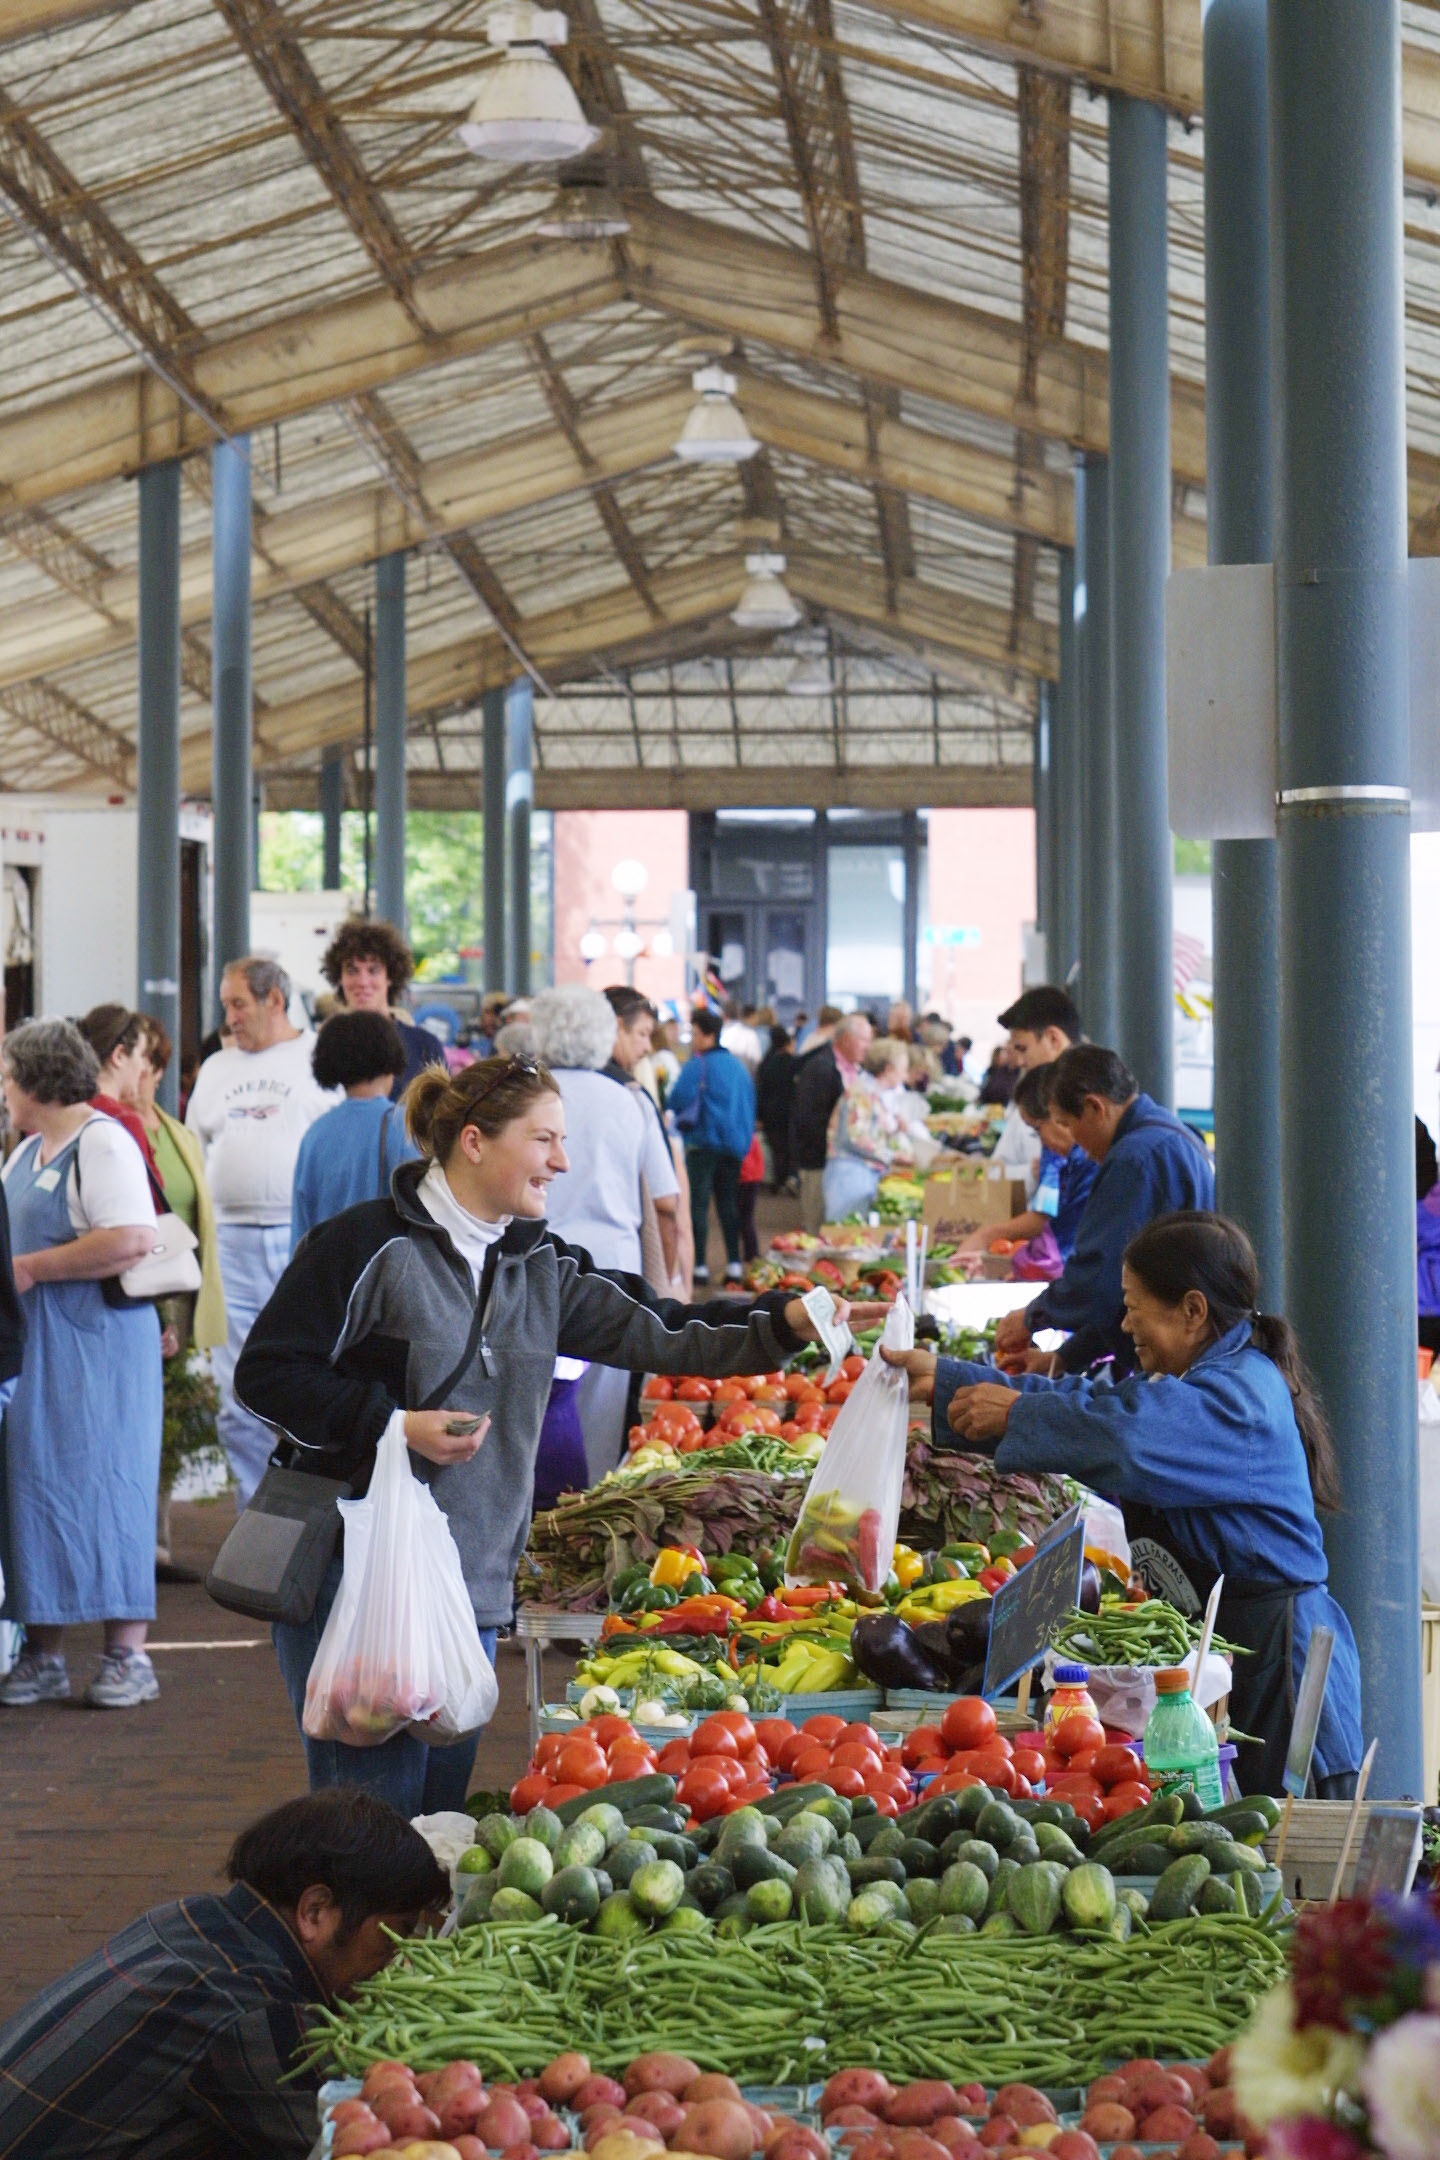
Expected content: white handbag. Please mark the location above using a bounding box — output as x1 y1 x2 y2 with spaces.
120 1211 202 1300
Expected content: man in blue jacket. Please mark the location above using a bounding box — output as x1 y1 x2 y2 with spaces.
993 1043 1215 1375
667 1005 756 1286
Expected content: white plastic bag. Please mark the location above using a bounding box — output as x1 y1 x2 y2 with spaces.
303 1411 499 1747
786 1299 914 1594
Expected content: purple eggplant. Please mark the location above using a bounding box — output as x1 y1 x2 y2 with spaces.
851 1612 951 1691
944 1594 994 1670
1079 1559 1103 1615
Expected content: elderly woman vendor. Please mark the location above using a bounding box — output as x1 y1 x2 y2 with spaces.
886 1210 1363 1799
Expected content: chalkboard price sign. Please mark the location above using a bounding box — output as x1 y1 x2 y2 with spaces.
982 1520 1086 1701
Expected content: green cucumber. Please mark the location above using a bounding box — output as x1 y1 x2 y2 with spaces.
898 1838 942 1879
730 1843 798 1891
1197 1876 1239 1915
847 1853 908 1890
629 1804 688 1835
687 1861 736 1911
1148 1852 1212 1921
1061 1861 1117 1931
938 1859 990 1921
555 1775 676 1825
852 1812 895 1851
1008 1860 1067 1935
1168 1820 1244 1854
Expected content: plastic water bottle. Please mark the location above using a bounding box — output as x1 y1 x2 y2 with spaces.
1143 1666 1225 1809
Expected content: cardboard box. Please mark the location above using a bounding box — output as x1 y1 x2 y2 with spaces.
922 1165 1028 1239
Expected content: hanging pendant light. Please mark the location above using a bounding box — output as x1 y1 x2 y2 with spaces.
785 630 832 696
673 364 759 464
458 6 601 165
537 177 630 238
732 553 801 631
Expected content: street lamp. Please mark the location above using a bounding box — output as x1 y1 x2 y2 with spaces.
611 859 649 901
577 859 669 987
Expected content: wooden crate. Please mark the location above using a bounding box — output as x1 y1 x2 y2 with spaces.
1264 1799 1377 1903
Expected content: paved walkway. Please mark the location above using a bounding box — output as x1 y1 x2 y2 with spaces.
0 1500 541 2022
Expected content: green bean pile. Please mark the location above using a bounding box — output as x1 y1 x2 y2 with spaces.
1050 1601 1247 1667
295 1912 1286 2090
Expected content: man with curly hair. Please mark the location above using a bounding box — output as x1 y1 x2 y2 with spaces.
319 918 446 1096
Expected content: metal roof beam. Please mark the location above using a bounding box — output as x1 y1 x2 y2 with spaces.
526 332 661 620
1009 65 1071 651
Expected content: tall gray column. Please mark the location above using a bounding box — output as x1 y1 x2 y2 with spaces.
1052 547 1082 990
901 808 920 1013
320 747 344 891
1109 94 1173 1103
1076 455 1119 1045
373 551 407 933
1205 0 1284 1302
506 677 534 996
1033 682 1054 964
211 435 253 1014
482 686 507 993
1271 0 1421 1795
137 460 181 1114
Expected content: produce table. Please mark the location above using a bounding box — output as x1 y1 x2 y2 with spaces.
924 1283 1043 1328
515 1609 605 1753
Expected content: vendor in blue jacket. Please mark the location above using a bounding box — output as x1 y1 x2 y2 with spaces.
886 1210 1363 1798
992 1043 1215 1376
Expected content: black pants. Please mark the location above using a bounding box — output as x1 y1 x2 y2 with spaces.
763 1120 794 1191
738 1182 759 1263
687 1145 742 1271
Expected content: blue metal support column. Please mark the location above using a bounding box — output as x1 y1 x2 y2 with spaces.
136 460 181 1114
1076 455 1118 1045
482 685 507 994
1052 548 1082 990
1033 682 1054 968
901 808 920 1012
211 435 253 1014
373 551 407 932
506 677 534 996
1271 0 1421 1794
1205 0 1283 1302
320 748 344 891
1108 93 1173 1103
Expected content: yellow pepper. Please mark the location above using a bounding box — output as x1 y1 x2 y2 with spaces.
891 1544 925 1591
895 1579 990 1624
649 1545 704 1589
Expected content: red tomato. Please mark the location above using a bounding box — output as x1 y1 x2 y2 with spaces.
1051 1713 1106 1759
655 1738 691 1774
1067 1792 1106 1829
1011 1774 1034 1800
824 1378 854 1405
675 1376 713 1401
782 1371 812 1400
866 1791 901 1816
909 1755 951 1780
1012 1748 1047 1786
1103 1779 1152 1811
1091 1744 1145 1789
534 1734 568 1769
837 1723 883 1752
940 1697 999 1753
606 1750 656 1783
544 1783 587 1808
831 1741 885 1774
714 1755 752 1790
932 1768 988 1794
713 1378 748 1403
865 1773 913 1805
710 1711 758 1753
690 1718 740 1759
793 1405 825 1433
641 1375 674 1400
555 1740 608 1787
803 1714 847 1744
677 1763 733 1818
1096 1790 1147 1826
1047 1770 1104 1802
777 1732 815 1774
903 1726 949 1768
588 1715 635 1750
820 1764 866 1799
840 1354 865 1381
509 1770 554 1813
729 1779 773 1808
789 1746 836 1782
1066 1747 1101 1778
755 1718 797 1755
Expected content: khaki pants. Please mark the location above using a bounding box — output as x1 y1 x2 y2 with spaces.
799 1168 827 1236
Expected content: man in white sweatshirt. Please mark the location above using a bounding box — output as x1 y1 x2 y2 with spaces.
186 956 337 1503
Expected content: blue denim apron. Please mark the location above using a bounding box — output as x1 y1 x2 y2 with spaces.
0 1125 162 1625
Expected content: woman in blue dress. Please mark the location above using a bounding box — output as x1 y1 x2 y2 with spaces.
887 1210 1364 1797
0 1019 163 1711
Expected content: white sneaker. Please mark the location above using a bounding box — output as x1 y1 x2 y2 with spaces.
692 1266 711 1286
725 1263 744 1283
0 1650 70 1706
85 1649 159 1709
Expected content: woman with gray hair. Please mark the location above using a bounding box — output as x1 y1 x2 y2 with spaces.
529 984 681 1479
0 1018 163 1710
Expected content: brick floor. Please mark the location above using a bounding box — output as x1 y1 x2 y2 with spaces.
0 1499 545 2022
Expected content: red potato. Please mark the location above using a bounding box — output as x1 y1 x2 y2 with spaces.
361 2061 416 2095
1201 2092 1242 2140
501 2142 542 2160
436 2095 486 2140
847 2137 896 2160
453 2142 489 2160
824 2108 883 2131
576 2078 630 2113
531 2112 572 2149
626 2054 703 2099
977 2121 1017 2150
1079 2106 1135 2142
1174 2068 1211 2104
1116 2060 1164 2086
477 2094 535 2149
584 2112 628 2150
823 2073 895 2117
1135 2073 1195 2115
330 2100 379 2126
1083 2078 1126 2108
1108 2148 1146 2160
584 2103 630 2131
991 2089 1057 2129
332 2118 392 2158
1205 2048 1233 2086
1178 2137 1223 2160
929 2119 984 2156
1137 2107 1199 2144
1049 2136 1101 2160
521 2091 556 2122
627 2094 688 2136
767 2131 829 2160
540 2052 594 2105
883 2084 959 2127
687 2077 746 2106
953 2087 987 2121
889 2134 952 2160
674 2098 763 2160
372 2094 442 2140
746 2106 776 2146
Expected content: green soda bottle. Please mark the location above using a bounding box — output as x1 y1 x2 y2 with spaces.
1142 1666 1225 1810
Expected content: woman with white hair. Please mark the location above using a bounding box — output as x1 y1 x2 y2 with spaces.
530 984 681 1478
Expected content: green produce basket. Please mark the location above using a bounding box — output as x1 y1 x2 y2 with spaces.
882 1687 1029 1727
540 1701 697 1741
775 1687 883 1724
1112 1865 1285 1909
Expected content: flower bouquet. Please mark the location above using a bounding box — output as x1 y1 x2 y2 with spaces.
1231 1891 1440 2160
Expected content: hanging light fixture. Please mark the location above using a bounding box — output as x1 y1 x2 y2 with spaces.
732 553 800 632
458 6 601 165
673 364 759 464
537 177 630 238
785 629 831 696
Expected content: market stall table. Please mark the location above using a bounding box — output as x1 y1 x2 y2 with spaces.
515 1608 605 1753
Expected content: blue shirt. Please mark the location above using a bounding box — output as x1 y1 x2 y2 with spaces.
1029 1094 1215 1371
1034 1144 1098 1262
666 1045 755 1160
932 1324 1363 1778
290 1096 419 1252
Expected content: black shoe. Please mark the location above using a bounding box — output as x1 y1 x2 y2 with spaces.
156 1560 202 1586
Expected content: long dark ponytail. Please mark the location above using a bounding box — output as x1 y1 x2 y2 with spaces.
1122 1211 1342 1514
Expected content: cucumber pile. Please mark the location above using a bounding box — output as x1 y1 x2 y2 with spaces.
454 1772 1283 1941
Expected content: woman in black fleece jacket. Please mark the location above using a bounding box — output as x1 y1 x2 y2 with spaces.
237 1054 875 1814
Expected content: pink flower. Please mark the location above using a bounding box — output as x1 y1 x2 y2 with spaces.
1361 2013 1440 2160
1266 2121 1368 2160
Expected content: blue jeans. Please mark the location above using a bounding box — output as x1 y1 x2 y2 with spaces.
213 1223 293 1506
273 1559 498 1816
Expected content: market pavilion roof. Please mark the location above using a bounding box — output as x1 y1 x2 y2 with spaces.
0 0 1437 807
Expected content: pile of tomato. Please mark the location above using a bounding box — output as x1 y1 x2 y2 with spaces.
509 1716 671 1816
739 1713 915 1817
635 1360 865 1452
899 1699 1156 1829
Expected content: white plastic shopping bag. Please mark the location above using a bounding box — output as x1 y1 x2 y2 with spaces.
303 1411 499 1747
786 1298 914 1594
